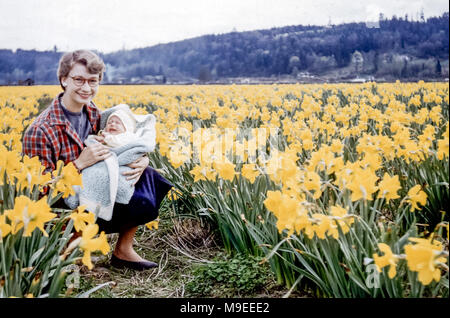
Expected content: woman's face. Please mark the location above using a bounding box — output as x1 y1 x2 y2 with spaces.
61 63 100 108
105 115 126 135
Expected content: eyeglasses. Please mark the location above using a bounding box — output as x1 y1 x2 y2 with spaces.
69 76 99 87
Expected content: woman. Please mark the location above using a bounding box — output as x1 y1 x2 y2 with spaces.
22 50 172 270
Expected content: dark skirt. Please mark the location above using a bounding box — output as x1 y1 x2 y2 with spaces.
96 167 173 234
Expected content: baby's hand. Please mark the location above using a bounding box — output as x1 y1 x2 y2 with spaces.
93 135 106 143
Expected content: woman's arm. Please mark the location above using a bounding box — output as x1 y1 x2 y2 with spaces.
22 126 55 173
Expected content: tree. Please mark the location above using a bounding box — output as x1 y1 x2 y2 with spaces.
351 51 364 75
288 56 301 75
436 59 442 75
401 59 408 78
420 8 425 22
198 66 211 82
374 52 379 73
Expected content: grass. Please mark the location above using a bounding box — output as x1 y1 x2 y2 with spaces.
74 203 308 298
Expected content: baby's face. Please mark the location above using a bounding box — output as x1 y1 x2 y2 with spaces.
105 115 126 135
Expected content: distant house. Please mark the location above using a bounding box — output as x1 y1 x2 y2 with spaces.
349 78 367 83
18 78 34 86
297 72 314 79
349 76 375 83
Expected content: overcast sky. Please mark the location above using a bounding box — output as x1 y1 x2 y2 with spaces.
0 0 448 53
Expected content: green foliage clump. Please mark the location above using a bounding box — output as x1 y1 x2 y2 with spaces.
186 253 273 297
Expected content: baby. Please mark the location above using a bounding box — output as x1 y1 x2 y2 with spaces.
98 109 138 148
65 104 160 223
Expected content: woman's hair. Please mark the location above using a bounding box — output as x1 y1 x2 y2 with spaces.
57 50 106 90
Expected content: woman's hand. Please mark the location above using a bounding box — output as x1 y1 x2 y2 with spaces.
123 155 149 185
73 143 111 170
93 135 105 143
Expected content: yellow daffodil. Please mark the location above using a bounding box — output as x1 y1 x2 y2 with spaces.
146 219 159 230
330 139 344 154
359 154 383 172
299 129 314 151
69 205 95 232
266 192 304 236
310 213 334 239
302 171 322 199
308 146 334 172
168 144 190 169
4 195 55 237
13 155 52 191
263 190 283 215
404 236 447 285
437 138 448 160
205 166 218 181
330 205 354 235
346 168 378 202
52 161 83 198
189 164 208 182
213 160 236 181
278 156 299 184
373 243 398 279
0 147 21 177
0 214 12 238
167 188 183 201
377 173 401 201
406 185 427 212
241 163 260 183
79 224 110 269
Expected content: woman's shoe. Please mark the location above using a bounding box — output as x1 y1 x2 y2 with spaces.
110 254 158 271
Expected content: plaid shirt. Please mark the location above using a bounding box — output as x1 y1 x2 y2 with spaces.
22 93 101 174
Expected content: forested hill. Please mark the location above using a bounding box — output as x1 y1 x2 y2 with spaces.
1 12 448 85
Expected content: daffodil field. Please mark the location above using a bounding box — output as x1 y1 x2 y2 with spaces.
0 82 448 298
